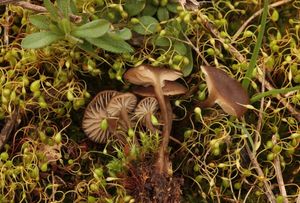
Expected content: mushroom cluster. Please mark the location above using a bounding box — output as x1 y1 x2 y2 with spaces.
83 64 250 176
82 90 161 144
124 64 188 174
82 70 187 146
82 64 188 175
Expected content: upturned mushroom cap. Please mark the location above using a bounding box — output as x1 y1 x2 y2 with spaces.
134 97 160 133
133 97 159 122
106 93 137 117
201 66 250 117
106 93 137 129
132 81 188 97
124 64 182 87
82 90 119 143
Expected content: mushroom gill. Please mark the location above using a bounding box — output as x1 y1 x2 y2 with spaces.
133 97 160 133
82 90 119 143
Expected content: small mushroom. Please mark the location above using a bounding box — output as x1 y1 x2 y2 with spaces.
106 93 137 130
124 64 185 174
133 97 160 133
106 93 138 145
82 90 119 143
198 66 250 117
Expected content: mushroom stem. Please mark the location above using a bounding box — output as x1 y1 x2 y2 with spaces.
154 85 171 175
120 108 132 129
120 108 139 146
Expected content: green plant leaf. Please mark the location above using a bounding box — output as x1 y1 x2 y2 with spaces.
182 46 193 76
58 18 72 34
153 36 171 47
250 86 300 103
133 16 160 35
165 20 181 37
157 7 169 21
43 0 59 20
114 28 132 40
49 23 64 35
86 33 134 53
72 19 110 38
174 41 187 55
70 0 78 14
21 31 63 49
78 41 94 52
57 0 70 18
29 15 51 30
142 2 157 16
124 0 146 16
242 0 268 89
167 3 179 13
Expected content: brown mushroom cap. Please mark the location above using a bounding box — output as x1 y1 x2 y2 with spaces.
201 66 250 117
106 93 137 117
134 97 160 133
82 90 119 143
106 93 137 129
124 64 183 174
133 97 159 122
132 81 188 97
124 64 182 87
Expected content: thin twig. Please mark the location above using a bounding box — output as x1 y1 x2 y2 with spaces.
3 1 82 23
0 0 22 5
14 1 48 12
0 107 21 150
255 62 265 152
272 135 288 203
15 1 82 23
3 15 11 46
245 143 276 203
232 0 293 41
183 33 209 66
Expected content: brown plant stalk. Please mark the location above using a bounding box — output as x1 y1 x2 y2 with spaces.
0 107 21 150
0 0 22 5
3 0 82 23
245 143 276 203
272 135 288 203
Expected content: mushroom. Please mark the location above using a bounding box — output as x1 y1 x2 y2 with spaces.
82 90 119 143
106 92 137 130
106 92 139 145
133 97 160 133
198 66 250 117
133 81 188 127
124 64 186 174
